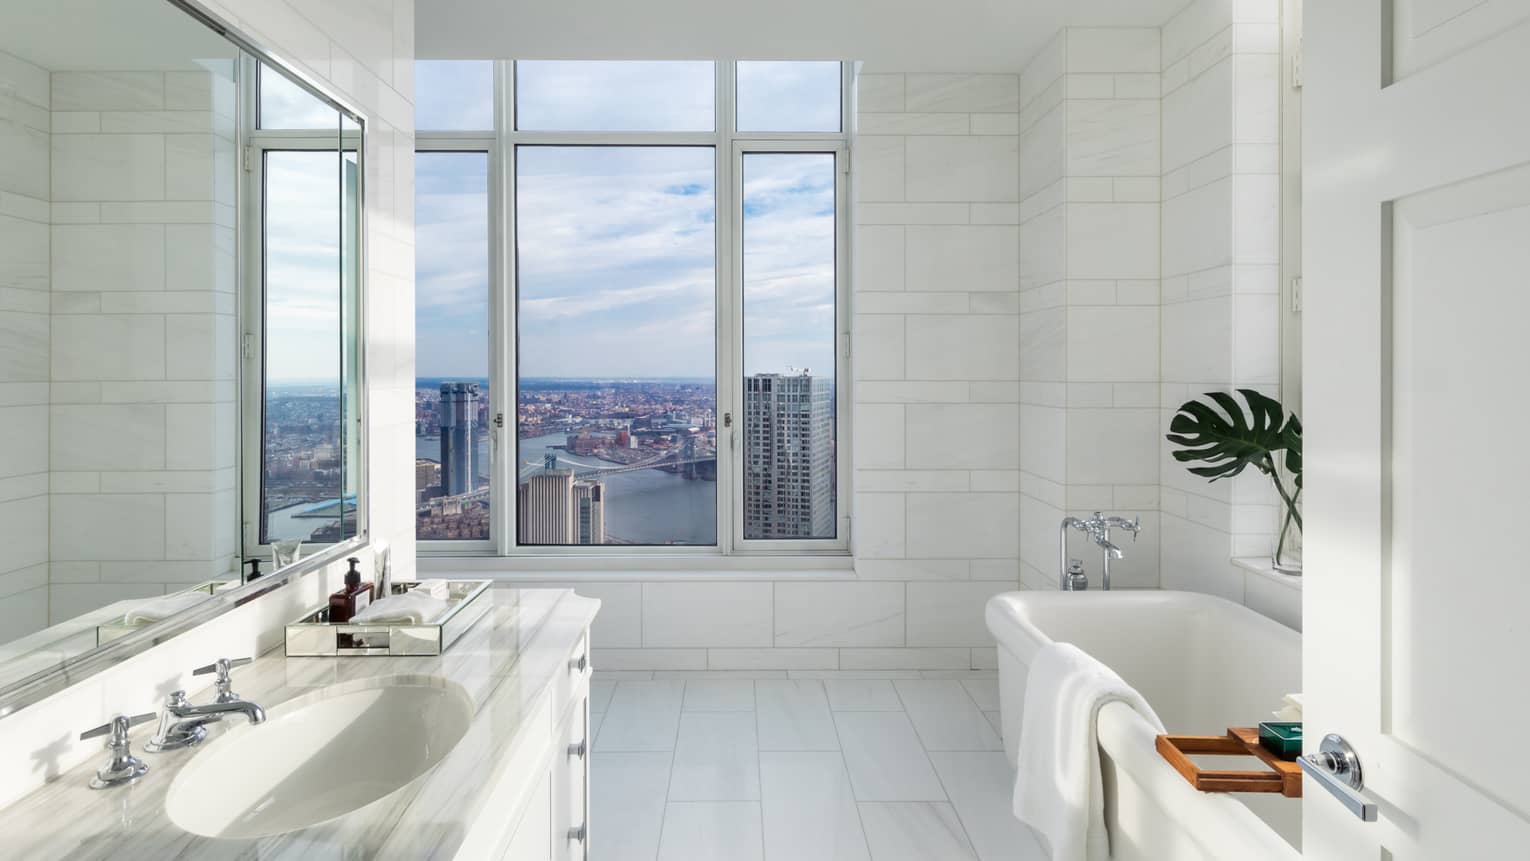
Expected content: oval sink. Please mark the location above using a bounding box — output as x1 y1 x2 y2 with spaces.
165 678 474 839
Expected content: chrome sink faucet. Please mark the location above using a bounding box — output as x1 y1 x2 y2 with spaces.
146 657 265 752
1059 512 1142 591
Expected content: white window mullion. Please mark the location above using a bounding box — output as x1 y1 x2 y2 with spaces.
507 60 526 559
716 58 737 555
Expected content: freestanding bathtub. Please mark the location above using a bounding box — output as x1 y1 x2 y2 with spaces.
986 590 1302 861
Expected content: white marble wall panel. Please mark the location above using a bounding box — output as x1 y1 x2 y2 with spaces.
1158 0 1285 619
47 67 243 606
849 69 1021 668
774 582 905 648
1019 29 1163 592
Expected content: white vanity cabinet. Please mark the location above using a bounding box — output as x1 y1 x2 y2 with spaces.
484 634 593 861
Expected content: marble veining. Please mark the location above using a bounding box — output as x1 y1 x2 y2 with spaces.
0 587 599 860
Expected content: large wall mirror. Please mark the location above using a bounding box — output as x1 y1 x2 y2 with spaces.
0 0 365 703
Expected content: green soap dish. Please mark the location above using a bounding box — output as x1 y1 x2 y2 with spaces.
1257 721 1303 760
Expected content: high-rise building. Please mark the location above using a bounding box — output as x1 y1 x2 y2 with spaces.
439 382 479 495
518 469 606 545
518 469 574 543
744 371 834 539
574 480 605 544
415 458 440 500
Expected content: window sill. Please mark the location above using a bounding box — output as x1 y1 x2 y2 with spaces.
1232 556 1302 591
416 553 856 580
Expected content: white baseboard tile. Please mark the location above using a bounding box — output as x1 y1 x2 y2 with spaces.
708 648 840 670
592 648 708 671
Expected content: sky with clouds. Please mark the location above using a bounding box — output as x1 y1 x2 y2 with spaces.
261 69 356 386
411 60 840 382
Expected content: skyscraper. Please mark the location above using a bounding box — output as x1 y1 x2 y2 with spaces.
518 469 574 543
439 382 479 495
518 470 606 545
574 480 605 544
744 371 834 539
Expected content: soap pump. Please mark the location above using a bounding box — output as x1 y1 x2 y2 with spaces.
327 557 374 623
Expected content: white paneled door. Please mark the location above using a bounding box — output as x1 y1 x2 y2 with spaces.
1305 1 1530 857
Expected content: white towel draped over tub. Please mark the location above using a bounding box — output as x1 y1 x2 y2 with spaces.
1014 641 1166 861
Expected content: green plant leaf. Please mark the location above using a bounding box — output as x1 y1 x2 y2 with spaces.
1165 389 1299 484
1283 414 1302 490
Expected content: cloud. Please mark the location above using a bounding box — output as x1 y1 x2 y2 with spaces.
409 64 844 382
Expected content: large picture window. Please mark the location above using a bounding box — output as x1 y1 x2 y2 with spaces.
516 146 718 546
415 60 848 556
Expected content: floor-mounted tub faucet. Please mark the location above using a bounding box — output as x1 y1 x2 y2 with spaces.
1059 512 1142 591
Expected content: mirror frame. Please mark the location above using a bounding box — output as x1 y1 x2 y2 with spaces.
0 0 370 718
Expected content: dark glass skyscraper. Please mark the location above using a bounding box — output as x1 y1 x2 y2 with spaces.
439 381 479 495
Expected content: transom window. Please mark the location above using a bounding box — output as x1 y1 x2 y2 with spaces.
415 60 849 556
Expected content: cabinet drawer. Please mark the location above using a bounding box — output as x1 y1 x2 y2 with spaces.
498 771 552 861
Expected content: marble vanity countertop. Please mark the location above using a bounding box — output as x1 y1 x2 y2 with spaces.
0 587 600 860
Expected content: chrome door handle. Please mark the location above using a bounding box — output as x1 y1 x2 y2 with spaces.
568 740 586 759
571 654 587 673
1298 734 1377 822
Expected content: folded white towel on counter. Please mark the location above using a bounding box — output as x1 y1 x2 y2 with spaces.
349 592 449 625
407 579 451 600
1014 641 1165 861
122 591 213 625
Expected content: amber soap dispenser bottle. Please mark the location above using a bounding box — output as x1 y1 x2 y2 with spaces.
328 557 374 623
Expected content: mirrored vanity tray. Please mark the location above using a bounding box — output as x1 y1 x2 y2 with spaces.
285 579 492 657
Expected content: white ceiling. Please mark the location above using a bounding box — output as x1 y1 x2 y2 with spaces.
0 0 235 72
416 0 1189 72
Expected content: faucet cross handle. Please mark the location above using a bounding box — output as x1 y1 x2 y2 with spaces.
80 712 155 789
193 656 253 703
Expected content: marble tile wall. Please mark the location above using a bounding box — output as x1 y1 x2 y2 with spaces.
1158 0 1285 609
0 49 52 640
850 70 1022 663
1018 30 1164 593
46 68 242 622
1015 10 1290 628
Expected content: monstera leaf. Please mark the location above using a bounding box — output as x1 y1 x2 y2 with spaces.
1168 389 1304 562
1166 389 1299 483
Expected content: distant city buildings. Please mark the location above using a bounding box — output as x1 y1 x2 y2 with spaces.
439 381 480 495
744 371 835 539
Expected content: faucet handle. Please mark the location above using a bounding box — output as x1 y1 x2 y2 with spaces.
193 657 253 703
80 712 156 743
80 713 155 789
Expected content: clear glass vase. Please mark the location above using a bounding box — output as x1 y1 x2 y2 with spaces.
1272 507 1302 575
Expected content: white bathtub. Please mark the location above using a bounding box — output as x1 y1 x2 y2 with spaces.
986 590 1302 861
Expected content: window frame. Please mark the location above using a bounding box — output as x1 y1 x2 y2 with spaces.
414 60 852 559
411 139 502 555
240 57 370 562
729 140 850 555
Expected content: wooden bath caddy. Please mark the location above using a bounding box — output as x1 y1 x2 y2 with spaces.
1155 728 1302 798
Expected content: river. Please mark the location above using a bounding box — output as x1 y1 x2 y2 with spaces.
414 432 715 545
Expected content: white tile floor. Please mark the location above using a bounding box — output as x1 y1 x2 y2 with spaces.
589 671 1048 861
